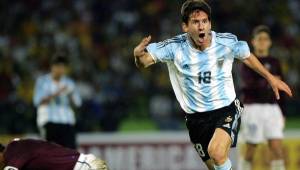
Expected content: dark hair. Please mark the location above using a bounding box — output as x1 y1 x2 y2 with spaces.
181 0 211 24
0 144 5 152
252 25 271 38
51 53 69 66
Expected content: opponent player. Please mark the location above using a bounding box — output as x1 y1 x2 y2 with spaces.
240 25 286 170
0 138 108 170
133 0 292 170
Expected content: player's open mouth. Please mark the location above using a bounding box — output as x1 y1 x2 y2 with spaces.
199 33 205 38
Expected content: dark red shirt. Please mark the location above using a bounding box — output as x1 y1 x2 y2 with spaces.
240 56 283 104
4 139 80 170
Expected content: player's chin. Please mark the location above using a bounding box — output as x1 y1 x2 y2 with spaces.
196 38 205 45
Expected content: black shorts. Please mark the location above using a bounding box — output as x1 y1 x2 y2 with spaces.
42 122 77 149
185 99 243 161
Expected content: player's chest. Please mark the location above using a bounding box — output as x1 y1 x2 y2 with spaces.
44 80 68 93
261 61 274 72
174 46 233 72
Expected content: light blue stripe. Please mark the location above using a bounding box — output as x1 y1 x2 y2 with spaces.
183 50 199 112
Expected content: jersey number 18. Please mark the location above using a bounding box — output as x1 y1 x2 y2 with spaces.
198 71 211 84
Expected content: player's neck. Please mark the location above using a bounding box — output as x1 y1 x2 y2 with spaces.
255 49 269 57
51 74 61 82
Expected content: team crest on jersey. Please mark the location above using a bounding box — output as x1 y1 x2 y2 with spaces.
217 58 224 67
225 116 233 123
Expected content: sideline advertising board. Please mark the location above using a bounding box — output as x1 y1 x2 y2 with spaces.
78 132 238 170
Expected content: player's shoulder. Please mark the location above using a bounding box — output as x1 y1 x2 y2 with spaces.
36 74 50 83
267 56 281 65
268 56 280 61
214 32 238 45
6 138 23 148
168 33 188 43
260 56 279 62
157 33 188 48
63 76 75 84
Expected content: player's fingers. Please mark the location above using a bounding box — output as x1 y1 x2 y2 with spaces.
135 38 147 52
140 35 151 46
145 35 152 44
134 35 152 57
282 83 293 97
273 88 280 100
137 38 149 50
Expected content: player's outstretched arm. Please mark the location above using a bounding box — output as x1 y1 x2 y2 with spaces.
133 36 155 68
242 53 293 100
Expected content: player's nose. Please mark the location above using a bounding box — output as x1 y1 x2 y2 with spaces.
198 23 204 30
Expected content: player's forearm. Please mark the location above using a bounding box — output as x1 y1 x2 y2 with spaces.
242 53 275 82
39 94 57 105
134 53 155 68
39 89 63 105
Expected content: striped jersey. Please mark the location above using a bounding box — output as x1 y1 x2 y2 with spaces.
33 74 82 127
146 31 250 113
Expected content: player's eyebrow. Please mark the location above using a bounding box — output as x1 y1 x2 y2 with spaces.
190 18 208 23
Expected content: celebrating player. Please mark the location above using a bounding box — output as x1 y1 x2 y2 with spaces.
240 25 286 170
33 53 82 149
133 0 292 170
0 138 108 170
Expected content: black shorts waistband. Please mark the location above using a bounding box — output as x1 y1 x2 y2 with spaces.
185 100 238 119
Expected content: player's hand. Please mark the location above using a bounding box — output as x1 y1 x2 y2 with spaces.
269 76 293 100
54 86 68 96
133 35 151 58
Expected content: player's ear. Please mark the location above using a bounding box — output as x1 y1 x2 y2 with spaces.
182 22 188 32
251 38 255 47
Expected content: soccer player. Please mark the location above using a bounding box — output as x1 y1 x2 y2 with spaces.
33 53 82 149
133 1 292 170
240 25 286 170
0 138 108 170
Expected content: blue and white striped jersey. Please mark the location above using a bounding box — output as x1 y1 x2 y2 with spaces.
146 31 250 113
33 74 82 127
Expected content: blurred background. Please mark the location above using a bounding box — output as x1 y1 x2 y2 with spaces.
0 0 300 169
1 0 300 134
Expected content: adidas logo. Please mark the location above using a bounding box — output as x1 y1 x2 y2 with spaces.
183 64 189 70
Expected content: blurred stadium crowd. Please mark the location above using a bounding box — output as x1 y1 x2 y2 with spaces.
0 0 299 134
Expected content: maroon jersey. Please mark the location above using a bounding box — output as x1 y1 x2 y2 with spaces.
240 56 283 104
3 139 80 170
